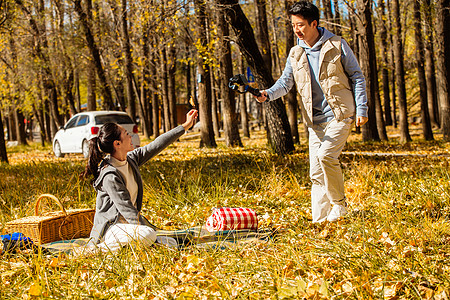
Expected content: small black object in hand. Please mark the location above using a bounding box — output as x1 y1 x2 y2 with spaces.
228 74 261 97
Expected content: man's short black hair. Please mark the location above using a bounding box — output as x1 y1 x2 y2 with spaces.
288 1 320 25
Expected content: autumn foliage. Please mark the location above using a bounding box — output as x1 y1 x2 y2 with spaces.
0 129 449 298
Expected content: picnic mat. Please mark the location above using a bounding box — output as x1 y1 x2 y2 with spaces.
40 226 276 255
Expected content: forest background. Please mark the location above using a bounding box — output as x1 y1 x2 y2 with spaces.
0 0 449 159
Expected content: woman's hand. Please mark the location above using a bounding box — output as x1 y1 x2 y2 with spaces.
182 109 198 131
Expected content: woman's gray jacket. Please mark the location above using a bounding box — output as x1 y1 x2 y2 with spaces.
87 125 185 245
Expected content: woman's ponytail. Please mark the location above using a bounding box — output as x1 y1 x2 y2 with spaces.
80 136 104 182
80 123 122 183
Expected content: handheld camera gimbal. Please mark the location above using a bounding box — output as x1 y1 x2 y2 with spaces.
228 74 261 97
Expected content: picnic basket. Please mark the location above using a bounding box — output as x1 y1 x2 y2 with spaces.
5 194 95 245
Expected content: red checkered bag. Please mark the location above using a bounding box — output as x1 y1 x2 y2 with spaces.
205 207 258 232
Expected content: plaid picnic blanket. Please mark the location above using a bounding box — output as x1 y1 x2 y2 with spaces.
205 208 258 232
40 226 275 255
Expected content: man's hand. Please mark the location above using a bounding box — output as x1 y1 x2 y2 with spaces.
356 116 368 127
254 90 268 103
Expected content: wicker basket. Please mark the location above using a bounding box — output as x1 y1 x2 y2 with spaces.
5 194 95 245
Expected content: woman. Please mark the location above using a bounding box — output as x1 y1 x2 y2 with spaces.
80 109 198 254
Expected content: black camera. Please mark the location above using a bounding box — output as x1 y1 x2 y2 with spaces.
228 74 261 97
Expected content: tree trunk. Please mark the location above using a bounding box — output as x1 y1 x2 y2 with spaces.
374 80 388 140
160 46 170 132
285 0 299 144
356 0 382 141
150 48 160 138
351 15 361 134
321 0 333 30
378 0 392 126
138 73 151 138
391 0 411 142
348 9 361 143
195 0 216 148
0 0 7 27
413 0 433 140
185 46 193 105
208 6 220 139
218 0 294 154
284 90 299 145
49 87 63 130
238 55 250 138
436 0 450 141
54 0 76 117
140 26 152 138
255 0 272 72
387 5 397 128
348 14 359 58
32 104 46 147
268 0 282 75
423 0 440 128
151 94 159 137
14 103 28 145
7 110 16 141
74 0 114 110
86 60 97 111
43 100 52 142
332 0 341 36
168 45 177 128
114 81 127 112
390 57 397 128
0 109 8 163
218 10 242 147
211 70 221 138
121 0 136 121
365 2 388 141
74 69 81 112
64 69 77 115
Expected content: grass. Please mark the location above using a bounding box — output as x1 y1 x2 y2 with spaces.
0 127 449 299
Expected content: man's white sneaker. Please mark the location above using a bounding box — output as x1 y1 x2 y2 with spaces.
327 203 348 222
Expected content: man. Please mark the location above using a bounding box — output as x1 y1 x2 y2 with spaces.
255 0 368 222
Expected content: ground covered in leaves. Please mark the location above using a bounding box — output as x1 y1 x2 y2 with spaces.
0 128 449 299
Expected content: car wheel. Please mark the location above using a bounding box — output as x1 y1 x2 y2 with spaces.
54 141 64 158
82 139 90 158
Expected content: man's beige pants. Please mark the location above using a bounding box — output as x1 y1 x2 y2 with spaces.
308 117 354 223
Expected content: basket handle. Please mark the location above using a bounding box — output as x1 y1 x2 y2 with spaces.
35 194 68 217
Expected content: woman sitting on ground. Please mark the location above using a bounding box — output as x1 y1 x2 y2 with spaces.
79 109 198 254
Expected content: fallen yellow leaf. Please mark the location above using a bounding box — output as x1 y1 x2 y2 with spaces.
49 257 59 268
104 279 116 289
185 263 198 273
434 287 449 300
418 284 434 300
305 283 319 299
342 281 354 294
29 282 42 297
177 291 194 300
384 282 403 300
185 255 200 266
297 277 307 292
317 229 328 239
319 279 330 297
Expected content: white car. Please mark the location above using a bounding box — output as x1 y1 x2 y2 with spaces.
53 111 140 158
